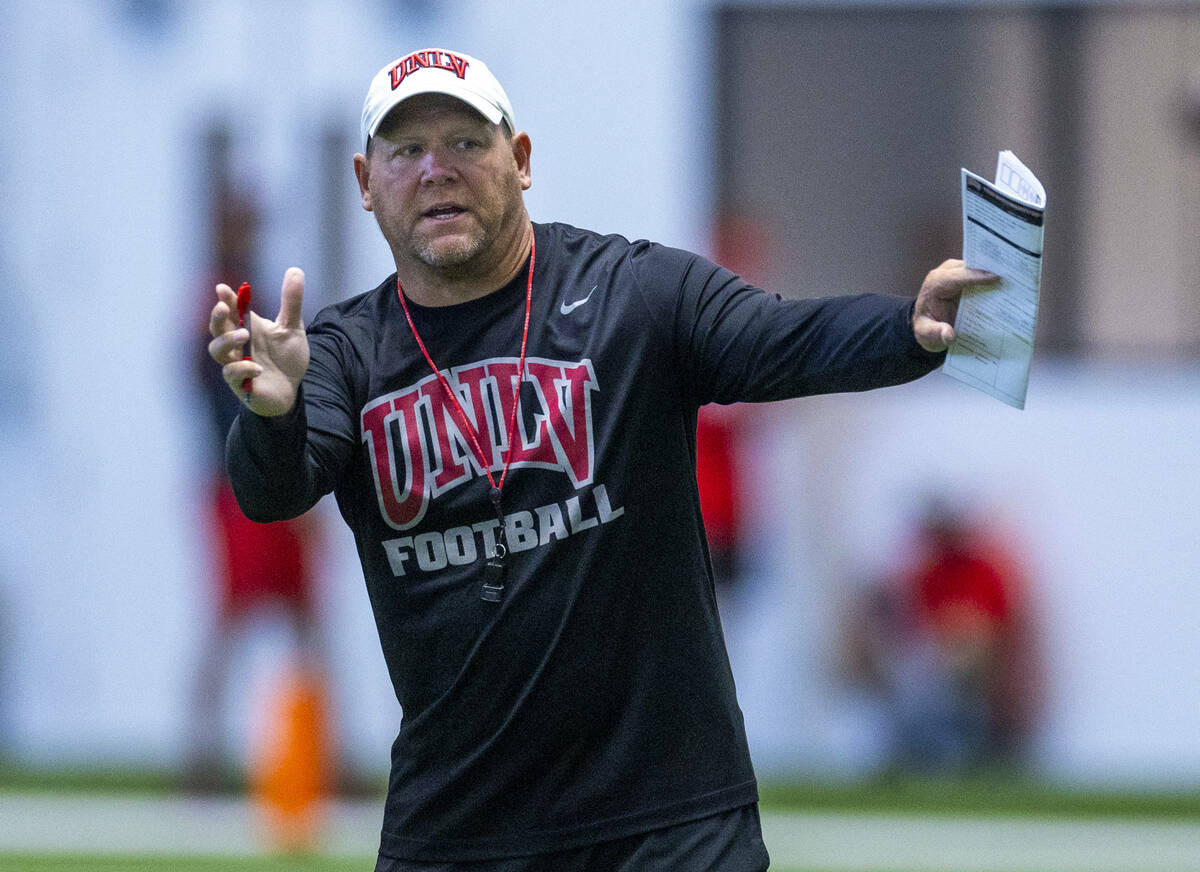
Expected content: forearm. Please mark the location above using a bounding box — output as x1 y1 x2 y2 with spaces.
745 294 944 400
225 387 325 522
693 284 944 404
637 245 944 405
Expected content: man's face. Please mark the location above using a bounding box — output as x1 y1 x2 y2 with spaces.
356 94 531 273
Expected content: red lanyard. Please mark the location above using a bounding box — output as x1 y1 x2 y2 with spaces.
395 232 535 585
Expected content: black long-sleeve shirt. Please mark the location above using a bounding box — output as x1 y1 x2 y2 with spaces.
227 221 944 861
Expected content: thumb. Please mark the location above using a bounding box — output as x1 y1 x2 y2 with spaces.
277 267 306 329
914 314 955 353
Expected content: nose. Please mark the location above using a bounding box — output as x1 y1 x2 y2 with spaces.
419 146 457 184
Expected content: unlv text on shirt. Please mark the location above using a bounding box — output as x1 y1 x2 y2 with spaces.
361 356 600 532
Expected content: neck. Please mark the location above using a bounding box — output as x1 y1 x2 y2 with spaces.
395 218 533 307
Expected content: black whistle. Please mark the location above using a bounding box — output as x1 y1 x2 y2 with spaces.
482 488 508 602
481 543 507 603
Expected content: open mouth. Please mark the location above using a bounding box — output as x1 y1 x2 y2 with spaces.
422 205 467 221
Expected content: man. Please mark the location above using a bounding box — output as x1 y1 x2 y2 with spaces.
208 47 997 871
897 499 1039 770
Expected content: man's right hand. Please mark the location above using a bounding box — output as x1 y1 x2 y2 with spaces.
208 267 310 416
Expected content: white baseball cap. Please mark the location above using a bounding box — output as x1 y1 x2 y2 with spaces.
360 48 516 150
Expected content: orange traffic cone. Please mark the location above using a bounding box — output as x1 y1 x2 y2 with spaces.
249 662 331 853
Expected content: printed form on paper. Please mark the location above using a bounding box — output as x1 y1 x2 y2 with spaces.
944 150 1046 409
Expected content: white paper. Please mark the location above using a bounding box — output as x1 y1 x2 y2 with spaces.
993 149 1045 208
943 150 1045 409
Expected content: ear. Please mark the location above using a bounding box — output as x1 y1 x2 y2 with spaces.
353 152 373 211
511 132 532 191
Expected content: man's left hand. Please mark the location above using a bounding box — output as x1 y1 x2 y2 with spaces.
913 259 1000 352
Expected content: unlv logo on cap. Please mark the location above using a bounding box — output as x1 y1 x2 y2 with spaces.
389 50 470 90
362 356 599 531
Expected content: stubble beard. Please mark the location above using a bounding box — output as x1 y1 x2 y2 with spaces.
407 190 523 275
411 226 487 269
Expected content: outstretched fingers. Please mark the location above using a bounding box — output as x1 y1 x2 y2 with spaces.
277 267 305 330
205 268 309 415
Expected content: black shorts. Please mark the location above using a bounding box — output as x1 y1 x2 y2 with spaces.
374 804 770 872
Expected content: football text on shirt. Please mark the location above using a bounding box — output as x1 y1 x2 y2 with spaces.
379 484 624 577
361 356 600 532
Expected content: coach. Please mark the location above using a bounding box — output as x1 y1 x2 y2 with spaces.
208 47 997 872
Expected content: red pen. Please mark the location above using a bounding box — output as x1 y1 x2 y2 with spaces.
236 282 253 399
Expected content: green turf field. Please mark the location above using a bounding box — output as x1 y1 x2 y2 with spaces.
2 768 1197 872
0 859 371 872
0 859 869 872
4 764 1198 818
758 772 1200 819
0 861 874 872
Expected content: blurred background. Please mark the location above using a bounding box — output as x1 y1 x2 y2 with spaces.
1 0 1199 864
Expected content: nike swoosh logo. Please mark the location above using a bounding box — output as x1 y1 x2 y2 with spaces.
560 286 597 315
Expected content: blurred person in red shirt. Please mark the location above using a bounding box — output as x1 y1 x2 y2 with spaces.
842 496 1040 773
186 129 330 820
